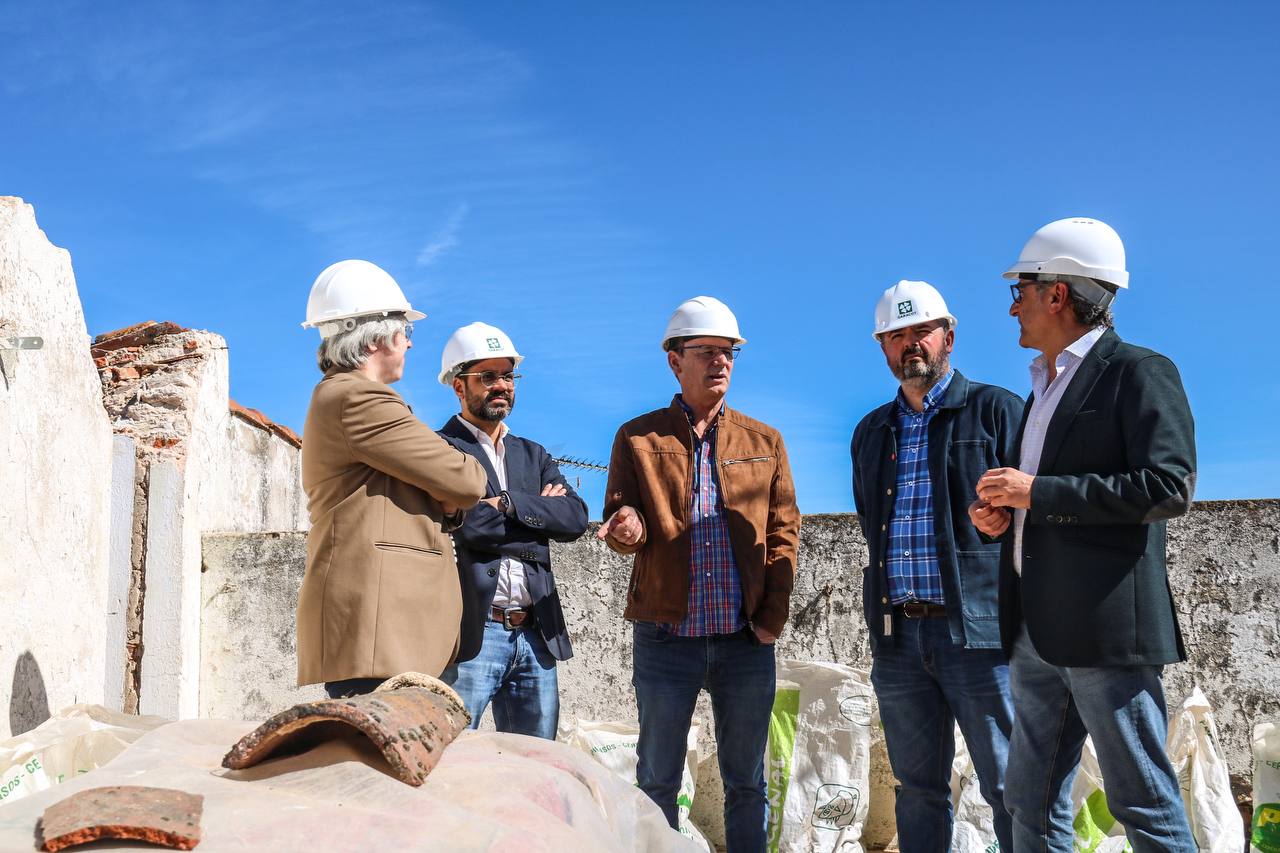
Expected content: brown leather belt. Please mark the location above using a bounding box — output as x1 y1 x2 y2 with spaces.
490 606 532 629
895 601 947 619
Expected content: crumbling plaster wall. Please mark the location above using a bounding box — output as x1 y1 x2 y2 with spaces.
200 501 1280 848
96 323 307 719
0 197 113 737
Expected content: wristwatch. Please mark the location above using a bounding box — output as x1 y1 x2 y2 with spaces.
497 491 513 516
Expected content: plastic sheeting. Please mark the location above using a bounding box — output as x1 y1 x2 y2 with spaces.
0 718 695 851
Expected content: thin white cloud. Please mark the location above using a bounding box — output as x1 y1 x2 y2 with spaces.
417 203 470 267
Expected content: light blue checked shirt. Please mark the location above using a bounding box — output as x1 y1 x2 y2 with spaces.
886 370 954 605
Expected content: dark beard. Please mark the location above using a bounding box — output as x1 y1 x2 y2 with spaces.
468 391 513 422
890 347 949 389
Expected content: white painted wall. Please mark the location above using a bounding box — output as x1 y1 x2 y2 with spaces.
0 197 113 736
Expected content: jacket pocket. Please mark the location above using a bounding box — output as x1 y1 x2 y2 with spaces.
721 455 772 467
955 549 1000 621
373 541 443 557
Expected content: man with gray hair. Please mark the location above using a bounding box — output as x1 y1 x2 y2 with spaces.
296 259 487 699
971 218 1197 851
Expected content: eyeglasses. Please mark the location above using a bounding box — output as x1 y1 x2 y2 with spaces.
1009 282 1039 304
456 371 521 388
679 345 741 362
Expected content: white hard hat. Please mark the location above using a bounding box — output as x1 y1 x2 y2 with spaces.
873 280 957 340
439 322 524 385
661 296 745 350
302 259 426 338
1003 217 1129 289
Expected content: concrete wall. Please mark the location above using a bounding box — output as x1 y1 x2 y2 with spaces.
199 501 1280 848
0 197 114 737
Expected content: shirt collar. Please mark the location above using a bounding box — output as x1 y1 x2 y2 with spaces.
896 369 955 416
1029 325 1106 387
457 415 508 450
676 394 723 430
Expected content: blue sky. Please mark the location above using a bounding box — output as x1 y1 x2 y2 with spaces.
3 2 1277 514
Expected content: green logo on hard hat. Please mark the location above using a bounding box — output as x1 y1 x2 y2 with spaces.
486 337 501 350
897 300 914 318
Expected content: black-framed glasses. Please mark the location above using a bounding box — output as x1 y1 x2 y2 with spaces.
1009 282 1039 304
456 370 521 388
679 344 741 362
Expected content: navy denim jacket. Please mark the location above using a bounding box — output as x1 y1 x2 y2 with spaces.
851 370 1023 651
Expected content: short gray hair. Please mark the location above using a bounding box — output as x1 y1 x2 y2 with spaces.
1029 274 1115 330
316 315 408 372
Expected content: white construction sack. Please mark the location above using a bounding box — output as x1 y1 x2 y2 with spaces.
0 704 167 807
1253 720 1280 853
765 659 874 853
1167 686 1245 852
562 719 711 851
950 726 999 853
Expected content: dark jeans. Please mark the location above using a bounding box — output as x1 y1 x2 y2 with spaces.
1005 626 1195 852
870 614 1014 853
632 621 775 853
440 619 559 739
323 677 384 699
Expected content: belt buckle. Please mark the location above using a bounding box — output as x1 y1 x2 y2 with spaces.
502 607 521 630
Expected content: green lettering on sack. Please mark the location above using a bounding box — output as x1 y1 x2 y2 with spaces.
765 686 800 852
1254 803 1280 853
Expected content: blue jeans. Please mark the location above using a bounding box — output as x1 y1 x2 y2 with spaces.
870 614 1014 853
440 619 559 739
1005 626 1195 852
632 622 775 853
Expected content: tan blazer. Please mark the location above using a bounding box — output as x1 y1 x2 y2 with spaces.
296 370 487 685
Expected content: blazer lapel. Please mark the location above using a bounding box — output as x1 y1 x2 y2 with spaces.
442 415 501 494
1037 329 1119 475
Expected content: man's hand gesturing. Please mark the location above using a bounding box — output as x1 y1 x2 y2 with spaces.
598 505 644 546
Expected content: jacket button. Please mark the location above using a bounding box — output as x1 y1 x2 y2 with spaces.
881 597 888 604
886 488 893 495
881 524 886 532
487 568 496 577
879 560 884 567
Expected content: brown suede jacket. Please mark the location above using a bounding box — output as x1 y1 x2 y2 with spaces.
602 396 801 637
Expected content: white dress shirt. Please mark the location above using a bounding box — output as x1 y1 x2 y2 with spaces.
1013 325 1106 575
457 417 532 608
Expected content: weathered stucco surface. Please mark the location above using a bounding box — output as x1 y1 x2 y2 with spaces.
0 197 113 736
200 502 1279 848
200 533 321 719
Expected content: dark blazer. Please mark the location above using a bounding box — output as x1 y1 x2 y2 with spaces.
998 329 1196 667
439 415 589 663
853 370 1023 652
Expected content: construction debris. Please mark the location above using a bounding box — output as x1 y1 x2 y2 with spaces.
38 785 202 851
221 687 469 786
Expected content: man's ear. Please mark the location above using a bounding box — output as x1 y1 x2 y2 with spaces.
667 349 681 379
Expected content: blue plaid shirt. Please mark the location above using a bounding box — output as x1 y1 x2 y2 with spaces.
886 370 954 605
673 396 746 637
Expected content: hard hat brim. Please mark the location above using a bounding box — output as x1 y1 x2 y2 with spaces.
1002 260 1129 289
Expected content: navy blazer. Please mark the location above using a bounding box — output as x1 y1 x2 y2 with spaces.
852 370 1024 651
438 415 589 663
997 329 1196 667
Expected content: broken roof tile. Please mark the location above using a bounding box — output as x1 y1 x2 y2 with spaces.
39 785 202 851
229 399 302 448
